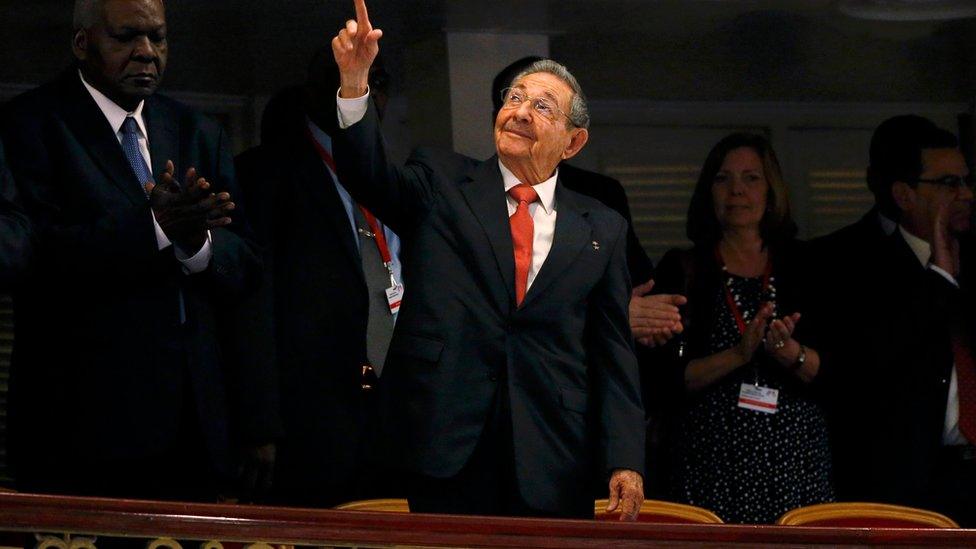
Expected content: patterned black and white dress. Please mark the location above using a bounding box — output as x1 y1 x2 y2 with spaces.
673 272 834 524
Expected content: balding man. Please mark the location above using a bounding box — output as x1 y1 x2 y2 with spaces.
0 0 273 500
328 0 645 519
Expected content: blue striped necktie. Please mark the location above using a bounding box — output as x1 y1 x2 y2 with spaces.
120 116 151 195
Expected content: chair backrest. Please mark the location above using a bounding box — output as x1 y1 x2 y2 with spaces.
594 499 724 524
334 498 410 512
776 502 959 528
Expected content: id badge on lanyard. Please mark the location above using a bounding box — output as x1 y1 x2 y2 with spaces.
359 209 403 315
716 246 778 414
307 128 404 315
738 383 779 414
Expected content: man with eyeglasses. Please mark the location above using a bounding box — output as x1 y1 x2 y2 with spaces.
326 0 645 520
812 115 976 526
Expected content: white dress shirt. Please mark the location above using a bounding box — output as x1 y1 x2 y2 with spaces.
79 71 212 273
337 90 558 291
898 225 969 445
499 160 557 290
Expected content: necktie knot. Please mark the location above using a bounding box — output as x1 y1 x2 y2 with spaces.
119 116 151 190
121 116 140 137
509 184 539 205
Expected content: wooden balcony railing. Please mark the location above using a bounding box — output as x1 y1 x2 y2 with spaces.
0 491 974 548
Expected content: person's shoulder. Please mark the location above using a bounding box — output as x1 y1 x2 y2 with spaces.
810 212 880 249
658 246 702 270
410 146 477 169
563 184 621 217
559 163 621 188
408 146 482 183
1 78 67 125
148 93 223 134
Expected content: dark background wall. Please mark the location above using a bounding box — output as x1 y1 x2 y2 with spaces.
2 1 974 152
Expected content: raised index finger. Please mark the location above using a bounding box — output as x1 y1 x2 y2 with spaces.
354 0 371 30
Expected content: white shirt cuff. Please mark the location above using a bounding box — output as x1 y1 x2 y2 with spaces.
175 230 213 274
336 87 370 129
929 263 960 288
151 209 172 250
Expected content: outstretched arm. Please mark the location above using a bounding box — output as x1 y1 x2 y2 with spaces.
333 0 383 100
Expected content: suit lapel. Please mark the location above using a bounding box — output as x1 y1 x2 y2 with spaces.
143 96 179 188
299 139 366 283
457 157 516 311
60 72 148 206
520 182 592 309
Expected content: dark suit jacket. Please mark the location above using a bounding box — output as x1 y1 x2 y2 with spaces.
812 215 975 506
233 95 382 504
0 138 31 290
0 69 267 490
333 104 645 514
559 164 654 285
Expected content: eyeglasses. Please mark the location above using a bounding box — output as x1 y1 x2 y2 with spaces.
913 174 976 191
500 87 572 124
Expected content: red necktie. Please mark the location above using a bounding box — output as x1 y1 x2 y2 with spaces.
952 328 976 442
509 184 539 307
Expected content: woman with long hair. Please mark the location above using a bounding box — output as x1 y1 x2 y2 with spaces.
652 133 833 523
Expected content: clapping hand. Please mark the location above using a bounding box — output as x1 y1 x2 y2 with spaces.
733 302 774 365
629 279 687 347
764 312 802 366
146 160 234 253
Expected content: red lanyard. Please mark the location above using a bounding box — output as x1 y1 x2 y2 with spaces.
306 128 396 278
714 246 772 335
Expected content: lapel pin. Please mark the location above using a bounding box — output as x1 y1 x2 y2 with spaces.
592 241 600 251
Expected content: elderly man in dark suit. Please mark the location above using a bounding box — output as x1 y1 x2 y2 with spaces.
0 139 31 289
328 0 645 519
0 0 273 500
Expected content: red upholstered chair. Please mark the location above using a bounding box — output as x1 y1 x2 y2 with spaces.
776 502 959 528
334 498 410 512
594 499 724 524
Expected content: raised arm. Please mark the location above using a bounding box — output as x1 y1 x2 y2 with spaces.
332 0 383 99
328 0 439 233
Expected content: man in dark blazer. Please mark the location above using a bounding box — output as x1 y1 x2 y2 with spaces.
0 0 272 500
233 51 403 507
491 56 683 498
0 138 31 289
329 0 645 519
812 115 976 526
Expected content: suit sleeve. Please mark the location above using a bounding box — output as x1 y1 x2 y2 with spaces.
332 101 437 234
190 124 262 302
587 217 645 477
0 138 31 290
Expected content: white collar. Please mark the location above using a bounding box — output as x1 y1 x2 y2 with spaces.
898 224 931 267
79 70 148 139
877 210 897 236
497 160 557 215
306 118 333 155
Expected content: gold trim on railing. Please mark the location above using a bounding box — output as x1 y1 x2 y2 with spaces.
34 534 97 549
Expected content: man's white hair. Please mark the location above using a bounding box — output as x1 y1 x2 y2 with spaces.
512 59 590 129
